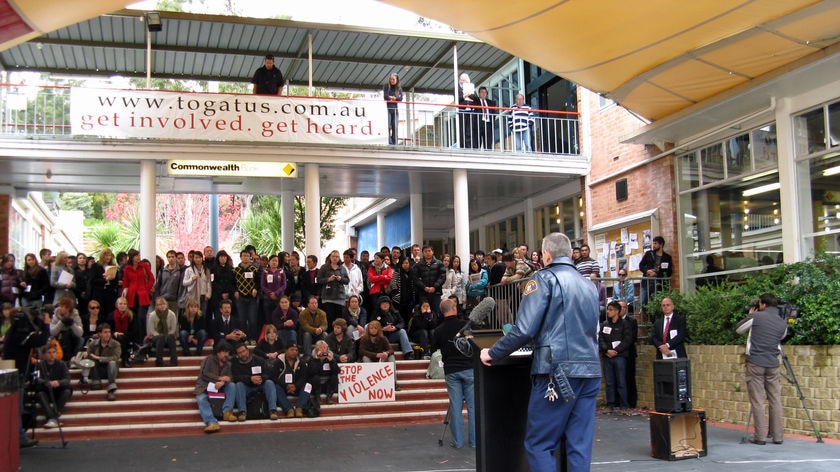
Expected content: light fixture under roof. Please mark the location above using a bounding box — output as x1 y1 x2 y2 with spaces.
742 182 781 197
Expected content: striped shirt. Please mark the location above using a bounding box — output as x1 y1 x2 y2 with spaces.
509 105 534 132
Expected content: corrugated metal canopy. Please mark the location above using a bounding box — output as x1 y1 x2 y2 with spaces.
385 0 840 120
0 8 514 94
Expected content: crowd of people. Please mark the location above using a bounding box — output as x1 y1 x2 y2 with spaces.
0 234 675 445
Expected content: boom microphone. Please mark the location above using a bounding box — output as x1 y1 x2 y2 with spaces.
456 297 496 338
469 297 496 325
453 297 496 357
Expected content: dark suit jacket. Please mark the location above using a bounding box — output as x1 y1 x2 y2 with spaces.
650 313 687 359
212 315 244 344
299 269 320 302
622 314 638 357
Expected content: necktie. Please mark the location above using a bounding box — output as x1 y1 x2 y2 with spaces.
482 99 488 120
664 316 671 340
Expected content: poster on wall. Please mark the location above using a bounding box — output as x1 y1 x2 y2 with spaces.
642 229 652 252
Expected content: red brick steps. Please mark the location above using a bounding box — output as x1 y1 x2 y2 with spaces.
35 356 450 442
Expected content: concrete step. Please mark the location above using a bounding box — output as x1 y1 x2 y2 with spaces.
38 356 449 442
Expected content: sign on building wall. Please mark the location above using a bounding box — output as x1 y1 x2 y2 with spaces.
337 362 396 404
70 88 388 145
167 160 296 178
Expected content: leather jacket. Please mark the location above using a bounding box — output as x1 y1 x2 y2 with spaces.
489 257 601 379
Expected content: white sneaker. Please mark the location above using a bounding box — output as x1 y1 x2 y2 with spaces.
44 419 59 429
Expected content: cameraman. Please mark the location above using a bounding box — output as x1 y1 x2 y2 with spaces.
735 293 788 445
2 305 50 448
50 297 83 362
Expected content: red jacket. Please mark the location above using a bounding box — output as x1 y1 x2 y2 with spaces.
122 262 155 307
113 309 132 334
367 264 393 296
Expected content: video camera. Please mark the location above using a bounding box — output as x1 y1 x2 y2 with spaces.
743 298 798 322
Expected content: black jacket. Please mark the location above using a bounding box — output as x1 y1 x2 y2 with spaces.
412 257 446 294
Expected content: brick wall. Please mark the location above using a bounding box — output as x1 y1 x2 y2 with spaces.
582 89 680 288
619 345 840 440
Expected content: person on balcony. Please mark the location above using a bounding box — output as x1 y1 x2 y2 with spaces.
476 86 497 150
458 73 479 149
510 93 535 152
251 54 285 95
383 73 403 145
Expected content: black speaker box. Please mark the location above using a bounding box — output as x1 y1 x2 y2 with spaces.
653 359 692 413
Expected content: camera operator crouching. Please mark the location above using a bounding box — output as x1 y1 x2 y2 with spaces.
735 293 788 446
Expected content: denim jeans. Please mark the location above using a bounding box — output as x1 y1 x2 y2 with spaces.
384 328 412 355
278 329 297 349
236 297 260 340
195 381 236 425
444 369 476 448
277 384 313 410
514 129 532 152
179 329 208 356
603 356 628 408
235 380 278 413
387 107 399 145
301 331 327 358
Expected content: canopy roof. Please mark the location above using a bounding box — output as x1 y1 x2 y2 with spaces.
385 0 840 120
5 1 840 120
0 8 512 94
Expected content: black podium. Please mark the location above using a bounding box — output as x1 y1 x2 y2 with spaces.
472 332 532 472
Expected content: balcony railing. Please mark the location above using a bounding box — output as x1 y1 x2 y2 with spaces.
0 84 580 157
483 274 667 329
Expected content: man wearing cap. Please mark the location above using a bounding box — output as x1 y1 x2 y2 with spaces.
252 54 285 95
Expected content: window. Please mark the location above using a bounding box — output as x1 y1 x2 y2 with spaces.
677 124 781 288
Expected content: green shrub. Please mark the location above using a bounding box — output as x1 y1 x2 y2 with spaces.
664 252 840 345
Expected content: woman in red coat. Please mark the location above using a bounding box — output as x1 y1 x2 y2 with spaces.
121 249 155 343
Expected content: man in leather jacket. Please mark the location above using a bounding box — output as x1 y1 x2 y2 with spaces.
481 232 601 472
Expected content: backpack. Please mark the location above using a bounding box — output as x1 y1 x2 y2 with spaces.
426 349 444 379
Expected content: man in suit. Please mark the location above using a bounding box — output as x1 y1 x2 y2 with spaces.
212 299 247 345
300 255 321 304
475 86 497 150
619 301 638 408
649 297 687 359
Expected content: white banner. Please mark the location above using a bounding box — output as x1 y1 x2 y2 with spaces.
337 362 396 404
70 88 388 145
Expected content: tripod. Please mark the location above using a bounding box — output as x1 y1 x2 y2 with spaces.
741 345 822 444
438 407 451 446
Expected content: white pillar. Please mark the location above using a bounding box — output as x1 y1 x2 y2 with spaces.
776 97 808 262
453 169 470 270
377 212 386 249
281 190 295 252
139 160 156 262
524 197 535 252
410 172 423 245
305 164 321 258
